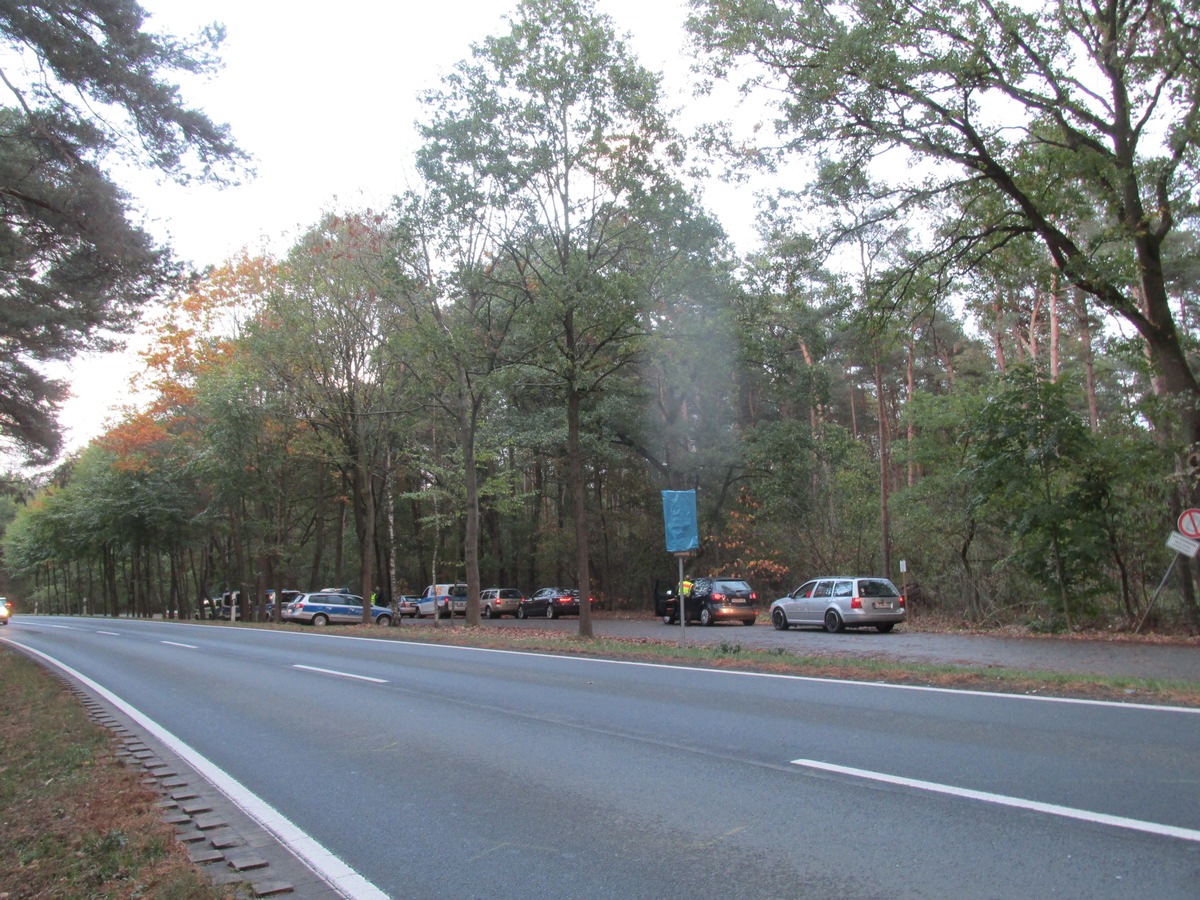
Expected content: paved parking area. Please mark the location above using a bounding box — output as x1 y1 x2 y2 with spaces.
399 614 1200 683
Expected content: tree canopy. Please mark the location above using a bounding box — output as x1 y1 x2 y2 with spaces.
0 0 247 464
687 0 1200 448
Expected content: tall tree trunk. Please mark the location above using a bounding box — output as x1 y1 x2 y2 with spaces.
310 468 327 589
1075 291 1099 433
875 362 891 577
568 380 593 637
1049 270 1060 382
460 376 483 627
385 446 399 623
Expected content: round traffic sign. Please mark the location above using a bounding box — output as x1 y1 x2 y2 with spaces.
1179 508 1200 539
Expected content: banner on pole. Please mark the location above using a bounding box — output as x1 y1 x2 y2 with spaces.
661 490 699 553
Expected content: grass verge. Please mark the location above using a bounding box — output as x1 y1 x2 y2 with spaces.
0 647 234 899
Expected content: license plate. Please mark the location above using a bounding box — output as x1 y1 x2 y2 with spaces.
873 602 894 609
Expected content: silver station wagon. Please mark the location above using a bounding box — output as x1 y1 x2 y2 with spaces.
769 576 905 633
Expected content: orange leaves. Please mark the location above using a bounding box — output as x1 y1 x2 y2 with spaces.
97 412 173 473
704 487 788 587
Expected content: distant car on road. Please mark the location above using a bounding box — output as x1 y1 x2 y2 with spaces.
769 576 905 633
480 588 524 618
0 596 10 625
395 596 420 617
283 592 393 626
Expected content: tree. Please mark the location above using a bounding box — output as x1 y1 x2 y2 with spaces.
965 367 1110 628
687 0 1200 452
257 212 413 621
0 1 246 463
418 0 694 636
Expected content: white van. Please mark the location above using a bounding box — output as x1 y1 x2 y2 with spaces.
414 583 469 618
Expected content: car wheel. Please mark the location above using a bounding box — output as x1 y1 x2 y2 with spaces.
517 606 527 619
546 605 557 619
824 609 844 633
662 614 675 625
483 605 494 619
312 614 329 627
414 609 424 619
876 622 895 633
771 608 789 631
376 614 391 626
700 607 714 626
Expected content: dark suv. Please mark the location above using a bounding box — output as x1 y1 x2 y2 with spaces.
656 577 758 626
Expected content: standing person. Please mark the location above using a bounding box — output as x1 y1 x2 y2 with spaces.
678 578 693 622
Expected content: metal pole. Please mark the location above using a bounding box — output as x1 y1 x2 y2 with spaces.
678 555 687 648
1136 554 1178 634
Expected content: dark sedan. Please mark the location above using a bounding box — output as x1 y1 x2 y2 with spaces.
517 587 595 619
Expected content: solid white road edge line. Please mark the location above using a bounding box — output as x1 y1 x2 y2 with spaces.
11 641 388 900
791 758 1200 843
292 664 387 684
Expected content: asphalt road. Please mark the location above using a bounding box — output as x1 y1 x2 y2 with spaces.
6 616 1200 899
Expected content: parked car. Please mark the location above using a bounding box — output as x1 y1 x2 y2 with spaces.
283 591 393 626
660 577 758 626
264 589 302 621
395 596 420 617
0 596 10 625
518 587 595 619
770 576 905 633
414 583 469 619
480 588 524 618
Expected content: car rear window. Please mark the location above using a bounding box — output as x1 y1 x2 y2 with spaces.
713 580 751 595
858 580 899 597
498 589 522 599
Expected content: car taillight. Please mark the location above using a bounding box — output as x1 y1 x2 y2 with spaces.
898 596 906 607
851 597 862 609
750 592 757 601
713 592 727 602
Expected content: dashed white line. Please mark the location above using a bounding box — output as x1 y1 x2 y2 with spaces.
293 664 387 684
161 640 197 649
791 758 1200 843
98 631 120 636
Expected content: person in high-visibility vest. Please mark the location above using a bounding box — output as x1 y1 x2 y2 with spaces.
678 579 693 622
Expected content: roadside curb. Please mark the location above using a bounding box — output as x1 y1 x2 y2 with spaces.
61 680 347 900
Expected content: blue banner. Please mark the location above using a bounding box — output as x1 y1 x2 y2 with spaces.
662 490 699 553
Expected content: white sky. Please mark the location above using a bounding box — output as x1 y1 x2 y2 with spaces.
55 0 769 454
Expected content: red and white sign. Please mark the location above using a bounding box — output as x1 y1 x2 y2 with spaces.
1178 508 1200 540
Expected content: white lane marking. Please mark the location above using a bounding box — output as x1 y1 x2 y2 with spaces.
791 758 1200 844
161 641 197 649
11 641 387 900
293 664 387 684
98 631 120 636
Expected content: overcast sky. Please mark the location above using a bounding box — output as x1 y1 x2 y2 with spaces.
56 0 769 455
